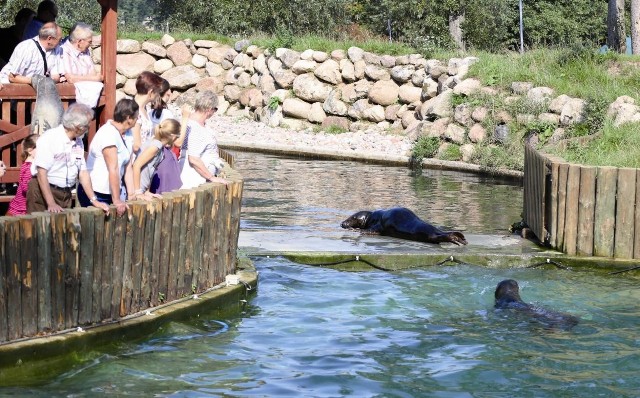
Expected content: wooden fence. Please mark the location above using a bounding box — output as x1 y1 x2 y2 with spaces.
0 161 243 343
524 144 639 259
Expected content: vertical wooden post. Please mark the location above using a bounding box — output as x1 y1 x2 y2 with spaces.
563 165 581 255
19 216 38 337
98 0 117 124
614 168 637 258
555 163 569 251
577 166 596 256
594 167 618 257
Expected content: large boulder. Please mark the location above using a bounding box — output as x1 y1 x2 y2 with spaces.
142 41 166 58
369 80 399 106
161 65 203 90
283 98 312 119
166 41 192 66
116 52 155 78
314 59 341 84
323 89 348 116
116 39 140 53
398 84 422 104
293 73 332 102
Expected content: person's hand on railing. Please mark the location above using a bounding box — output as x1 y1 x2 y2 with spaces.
130 191 161 201
47 202 64 213
92 200 110 214
113 200 129 217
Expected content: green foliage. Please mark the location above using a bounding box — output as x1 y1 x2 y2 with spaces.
565 97 609 138
412 136 440 162
438 144 462 161
324 125 348 134
266 24 295 52
267 96 282 111
524 120 555 147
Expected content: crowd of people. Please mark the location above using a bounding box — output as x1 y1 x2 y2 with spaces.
0 1 229 217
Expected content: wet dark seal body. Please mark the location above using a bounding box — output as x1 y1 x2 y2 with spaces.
494 279 579 330
340 207 467 245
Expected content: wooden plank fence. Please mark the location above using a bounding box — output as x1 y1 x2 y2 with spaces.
524 145 640 259
0 160 242 343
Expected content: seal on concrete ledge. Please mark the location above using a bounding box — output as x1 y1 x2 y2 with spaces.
494 279 579 330
340 207 467 245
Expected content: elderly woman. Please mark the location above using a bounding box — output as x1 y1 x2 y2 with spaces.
179 90 228 189
78 98 138 216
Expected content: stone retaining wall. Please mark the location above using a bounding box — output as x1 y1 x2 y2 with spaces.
91 35 639 163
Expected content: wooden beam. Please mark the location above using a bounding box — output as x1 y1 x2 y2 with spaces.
99 0 118 123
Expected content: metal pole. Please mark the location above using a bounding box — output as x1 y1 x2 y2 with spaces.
519 0 524 53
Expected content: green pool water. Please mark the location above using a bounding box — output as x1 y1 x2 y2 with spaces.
3 257 639 396
1 153 638 396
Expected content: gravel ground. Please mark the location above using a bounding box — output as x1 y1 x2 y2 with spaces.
209 116 415 160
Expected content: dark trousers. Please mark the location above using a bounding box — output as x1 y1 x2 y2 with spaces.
77 185 112 207
26 178 72 213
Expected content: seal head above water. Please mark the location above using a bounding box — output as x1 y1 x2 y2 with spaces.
340 207 467 245
494 279 579 330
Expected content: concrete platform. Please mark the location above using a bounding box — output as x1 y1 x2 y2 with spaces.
238 229 639 271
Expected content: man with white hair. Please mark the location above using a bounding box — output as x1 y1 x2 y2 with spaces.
26 103 109 214
61 22 102 84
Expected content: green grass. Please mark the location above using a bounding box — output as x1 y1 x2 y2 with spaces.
467 48 640 106
548 121 640 168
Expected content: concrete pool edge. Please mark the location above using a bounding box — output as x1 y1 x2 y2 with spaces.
218 141 524 180
0 260 258 386
263 252 640 272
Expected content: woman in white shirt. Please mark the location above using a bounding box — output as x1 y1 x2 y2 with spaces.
78 98 138 216
179 90 228 189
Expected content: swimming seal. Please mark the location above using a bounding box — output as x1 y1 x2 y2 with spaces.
340 207 467 245
494 279 579 330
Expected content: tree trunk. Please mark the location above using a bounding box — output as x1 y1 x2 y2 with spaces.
448 12 465 51
632 0 640 54
607 0 626 53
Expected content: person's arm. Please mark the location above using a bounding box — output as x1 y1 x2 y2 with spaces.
102 145 128 216
131 121 142 154
8 73 33 84
187 155 228 185
35 166 62 212
18 164 31 196
131 145 161 200
66 70 102 83
77 170 109 213
173 107 191 148
122 156 134 199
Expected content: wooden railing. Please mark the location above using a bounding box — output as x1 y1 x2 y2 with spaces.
524 145 640 259
0 160 243 343
0 84 105 193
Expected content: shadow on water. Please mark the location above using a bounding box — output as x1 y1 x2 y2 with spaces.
3 152 640 396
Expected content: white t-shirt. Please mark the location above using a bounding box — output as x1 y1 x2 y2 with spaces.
33 125 86 188
179 119 223 189
86 120 132 195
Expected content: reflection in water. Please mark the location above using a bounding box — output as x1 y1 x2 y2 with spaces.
232 152 524 234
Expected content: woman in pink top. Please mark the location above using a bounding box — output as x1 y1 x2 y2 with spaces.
7 134 37 215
